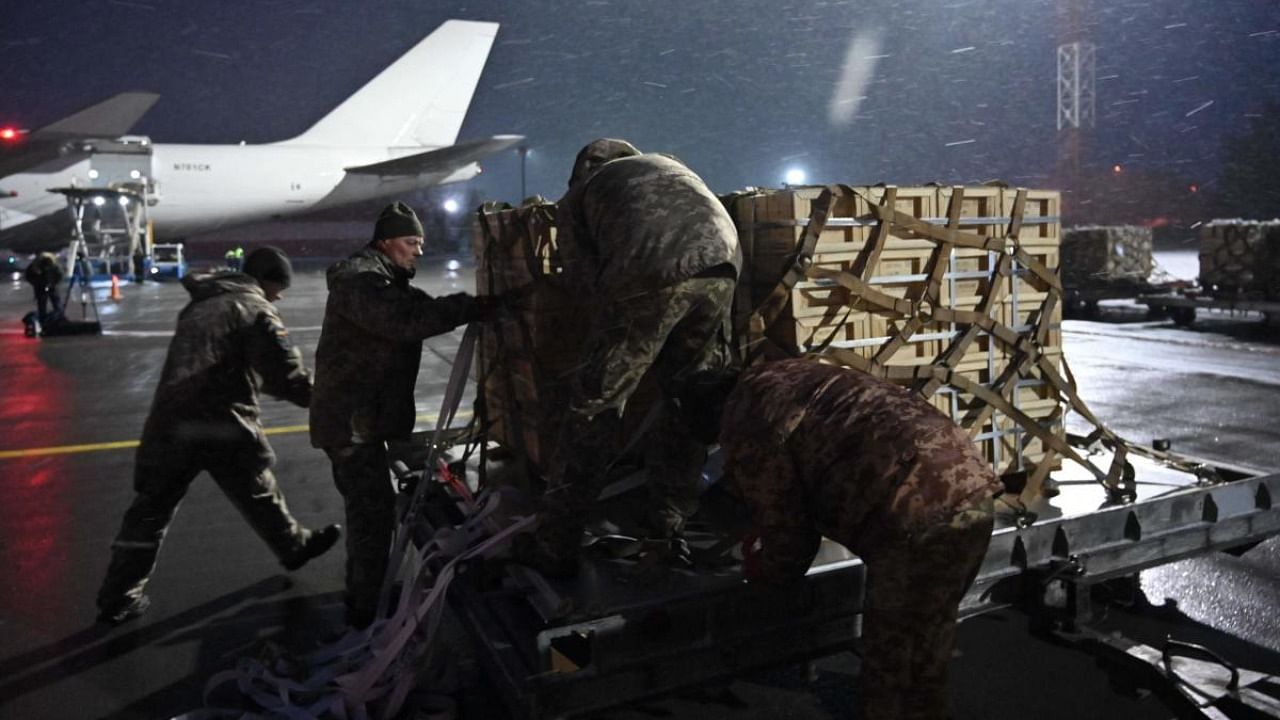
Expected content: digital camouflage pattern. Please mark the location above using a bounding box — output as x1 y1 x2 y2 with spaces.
566 137 640 188
310 245 484 627
528 143 742 567
310 246 479 448
537 277 737 556
556 149 742 297
719 358 1002 720
98 272 316 616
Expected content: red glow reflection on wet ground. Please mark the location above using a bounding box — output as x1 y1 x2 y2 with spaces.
0 332 70 619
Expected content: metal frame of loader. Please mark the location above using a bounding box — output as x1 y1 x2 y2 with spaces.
412 427 1280 720
1139 289 1280 327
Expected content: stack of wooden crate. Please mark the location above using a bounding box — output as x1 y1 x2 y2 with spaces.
1199 220 1280 299
724 184 1067 493
1060 225 1153 285
474 184 1128 501
474 202 580 471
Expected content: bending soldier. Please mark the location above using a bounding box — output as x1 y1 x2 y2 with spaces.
25 252 64 327
310 202 498 629
97 247 341 625
519 138 741 577
688 358 1003 720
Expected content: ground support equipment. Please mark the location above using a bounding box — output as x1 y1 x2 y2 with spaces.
1139 290 1280 328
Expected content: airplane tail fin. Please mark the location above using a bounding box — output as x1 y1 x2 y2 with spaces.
282 20 498 148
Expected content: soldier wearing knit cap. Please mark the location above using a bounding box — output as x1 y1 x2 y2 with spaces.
311 201 503 628
97 247 340 626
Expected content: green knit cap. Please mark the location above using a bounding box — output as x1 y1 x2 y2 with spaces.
372 202 424 242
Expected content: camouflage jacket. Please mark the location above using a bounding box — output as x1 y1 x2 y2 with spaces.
310 246 478 448
557 154 741 297
718 359 1003 583
142 272 311 462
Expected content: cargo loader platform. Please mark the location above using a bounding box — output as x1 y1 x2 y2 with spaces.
411 438 1280 720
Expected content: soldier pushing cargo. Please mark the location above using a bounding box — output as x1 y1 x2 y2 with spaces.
96 247 341 625
685 358 1003 720
518 138 742 577
310 202 503 629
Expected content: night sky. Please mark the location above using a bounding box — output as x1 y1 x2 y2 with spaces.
2 0 1278 206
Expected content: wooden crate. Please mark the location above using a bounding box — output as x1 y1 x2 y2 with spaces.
475 184 1137 503
474 202 580 471
727 184 1067 498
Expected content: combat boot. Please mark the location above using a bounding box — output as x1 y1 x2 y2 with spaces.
97 594 151 626
282 524 342 571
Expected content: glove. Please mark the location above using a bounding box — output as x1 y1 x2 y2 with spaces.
741 531 764 584
466 294 502 323
499 283 534 313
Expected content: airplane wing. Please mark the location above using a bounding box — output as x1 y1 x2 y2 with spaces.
0 92 160 177
344 134 523 176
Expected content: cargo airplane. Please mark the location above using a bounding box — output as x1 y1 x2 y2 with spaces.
0 20 520 254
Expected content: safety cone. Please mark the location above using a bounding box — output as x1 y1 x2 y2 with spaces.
110 274 122 302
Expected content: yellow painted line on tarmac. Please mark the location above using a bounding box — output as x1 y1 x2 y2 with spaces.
0 438 142 459
0 411 471 460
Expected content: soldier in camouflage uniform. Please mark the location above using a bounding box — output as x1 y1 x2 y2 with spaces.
311 202 498 629
702 358 1002 720
96 247 341 626
521 138 741 577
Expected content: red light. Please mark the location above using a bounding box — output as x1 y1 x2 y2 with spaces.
0 127 17 141
1189 184 1199 193
1112 164 1123 174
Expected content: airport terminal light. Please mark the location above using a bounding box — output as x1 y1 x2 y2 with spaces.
785 168 807 186
119 196 129 207
92 195 106 206
442 198 460 214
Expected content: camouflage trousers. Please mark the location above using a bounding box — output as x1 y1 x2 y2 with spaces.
97 430 307 615
325 443 395 628
854 496 995 720
537 276 736 558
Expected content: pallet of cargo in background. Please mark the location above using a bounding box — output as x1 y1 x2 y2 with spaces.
1135 219 1280 328
1059 225 1155 317
1198 219 1280 300
723 183 1086 500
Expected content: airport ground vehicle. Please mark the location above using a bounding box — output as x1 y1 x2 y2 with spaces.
1139 288 1280 327
149 242 186 280
1063 277 1189 319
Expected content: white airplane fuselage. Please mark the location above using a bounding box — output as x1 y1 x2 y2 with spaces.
0 144 477 244
0 19 510 253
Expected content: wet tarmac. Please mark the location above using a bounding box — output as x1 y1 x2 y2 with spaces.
0 261 1277 720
